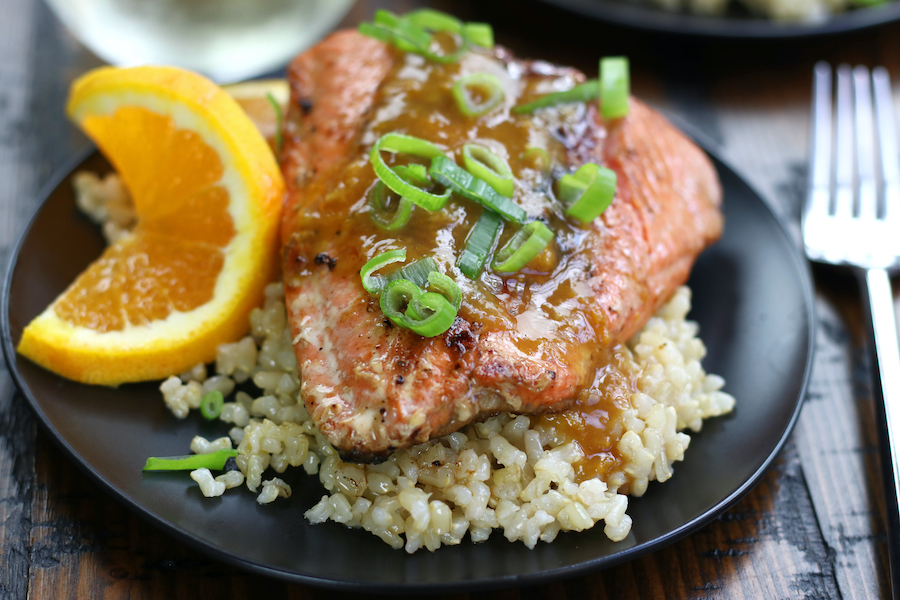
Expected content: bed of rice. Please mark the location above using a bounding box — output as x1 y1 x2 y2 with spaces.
76 170 735 553
160 282 735 553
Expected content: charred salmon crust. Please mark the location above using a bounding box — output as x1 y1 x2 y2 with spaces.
280 31 723 460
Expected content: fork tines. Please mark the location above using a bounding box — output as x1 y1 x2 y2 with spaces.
804 62 900 269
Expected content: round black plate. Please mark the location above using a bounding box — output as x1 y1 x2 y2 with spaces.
1 138 814 592
536 0 900 38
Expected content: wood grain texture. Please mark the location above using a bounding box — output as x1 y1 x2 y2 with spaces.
1 0 899 597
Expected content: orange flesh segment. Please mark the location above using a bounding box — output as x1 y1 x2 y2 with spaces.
54 106 235 332
80 107 236 245
54 231 223 332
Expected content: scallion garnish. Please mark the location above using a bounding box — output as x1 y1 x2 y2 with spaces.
361 249 407 293
512 79 600 114
143 449 238 472
200 390 224 420
491 221 555 273
370 134 450 211
429 155 526 224
265 92 283 155
360 9 480 64
452 73 504 117
558 162 617 223
463 22 494 48
462 144 513 197
367 166 418 230
458 209 503 279
381 279 458 337
600 57 630 120
426 271 462 310
361 249 438 293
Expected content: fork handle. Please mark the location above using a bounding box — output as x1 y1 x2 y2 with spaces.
858 266 900 597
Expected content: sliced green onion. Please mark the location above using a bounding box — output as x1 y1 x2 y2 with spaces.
600 57 630 120
381 279 457 337
407 291 458 336
406 9 464 34
458 209 503 279
426 271 462 310
380 278 423 322
558 162 617 223
404 9 471 64
200 390 224 420
360 10 491 63
368 180 413 230
464 22 494 48
520 148 551 175
367 164 423 231
452 73 504 117
429 155 526 224
361 250 438 293
512 79 600 114
491 221 555 273
143 449 238 472
366 10 431 52
398 257 439 288
462 144 513 197
370 134 450 211
265 92 283 155
361 249 407 293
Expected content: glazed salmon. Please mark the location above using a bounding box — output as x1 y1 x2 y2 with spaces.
280 31 723 460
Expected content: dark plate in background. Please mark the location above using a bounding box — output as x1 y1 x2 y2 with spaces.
536 0 900 38
1 139 814 593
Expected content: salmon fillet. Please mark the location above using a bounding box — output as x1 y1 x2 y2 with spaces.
280 31 723 460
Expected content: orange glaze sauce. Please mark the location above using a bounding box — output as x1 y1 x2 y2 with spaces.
538 343 638 485
294 45 609 362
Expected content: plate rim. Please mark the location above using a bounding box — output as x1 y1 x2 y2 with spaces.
1 131 816 592
534 0 900 38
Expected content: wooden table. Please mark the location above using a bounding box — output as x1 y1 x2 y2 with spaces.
1 0 897 597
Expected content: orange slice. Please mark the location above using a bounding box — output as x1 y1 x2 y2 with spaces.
17 66 284 386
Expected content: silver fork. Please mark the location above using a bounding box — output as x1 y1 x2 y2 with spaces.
805 62 900 596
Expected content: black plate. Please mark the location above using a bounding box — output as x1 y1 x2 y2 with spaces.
536 0 900 38
1 137 814 593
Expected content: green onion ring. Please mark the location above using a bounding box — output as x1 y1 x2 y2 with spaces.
558 162 617 223
452 73 504 117
361 249 407 293
429 155 526 224
370 134 450 211
143 449 238 471
406 291 458 336
491 221 555 273
458 209 503 279
367 164 420 230
380 278 423 323
426 271 462 310
361 250 438 293
380 278 458 337
405 9 471 63
600 57 630 120
200 390 224 420
512 79 600 114
464 22 494 48
463 144 514 197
